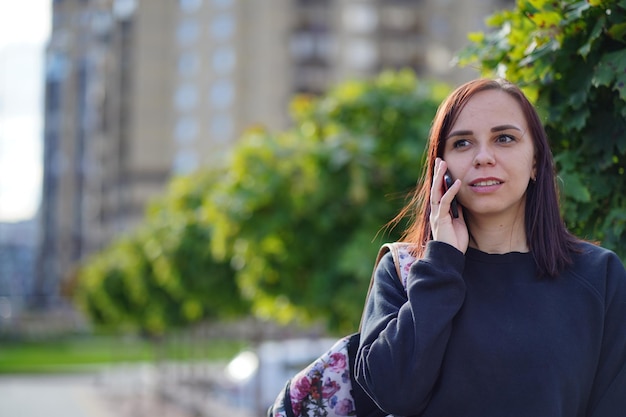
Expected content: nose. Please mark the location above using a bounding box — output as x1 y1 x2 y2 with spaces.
472 143 496 167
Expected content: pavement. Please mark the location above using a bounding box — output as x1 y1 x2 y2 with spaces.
0 373 122 417
0 365 242 417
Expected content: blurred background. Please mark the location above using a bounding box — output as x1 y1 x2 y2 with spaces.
1 0 511 331
5 0 624 416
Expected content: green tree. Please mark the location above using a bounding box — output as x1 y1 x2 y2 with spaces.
76 71 448 335
204 71 448 333
76 235 178 336
75 170 250 336
458 0 626 259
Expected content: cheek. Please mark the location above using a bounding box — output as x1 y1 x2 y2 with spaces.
521 155 536 178
443 155 469 182
506 146 534 178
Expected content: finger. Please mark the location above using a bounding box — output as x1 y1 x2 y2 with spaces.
440 178 460 217
430 158 446 205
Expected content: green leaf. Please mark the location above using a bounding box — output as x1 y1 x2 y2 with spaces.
559 172 592 202
578 17 605 58
608 22 626 43
592 50 626 100
592 50 626 86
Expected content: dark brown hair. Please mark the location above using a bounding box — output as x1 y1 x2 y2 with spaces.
391 78 579 277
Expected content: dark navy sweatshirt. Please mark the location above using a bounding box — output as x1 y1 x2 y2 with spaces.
356 241 626 417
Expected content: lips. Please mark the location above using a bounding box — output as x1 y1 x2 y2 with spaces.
471 179 502 187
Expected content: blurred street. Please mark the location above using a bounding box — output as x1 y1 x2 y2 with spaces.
0 331 337 417
0 373 121 417
0 369 214 417
0 356 268 417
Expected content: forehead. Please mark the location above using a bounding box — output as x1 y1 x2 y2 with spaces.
452 89 528 130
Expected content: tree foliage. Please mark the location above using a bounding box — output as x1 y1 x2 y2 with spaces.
76 1 626 337
204 71 449 333
75 170 250 336
75 71 449 335
458 0 626 258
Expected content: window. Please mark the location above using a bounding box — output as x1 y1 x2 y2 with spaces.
210 14 235 40
212 0 233 8
173 149 198 174
343 3 378 33
346 39 377 70
212 46 236 74
177 20 200 45
290 32 334 63
113 0 137 20
46 52 68 82
180 0 202 13
209 79 234 109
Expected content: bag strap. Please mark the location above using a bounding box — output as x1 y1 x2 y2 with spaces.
368 242 413 291
359 242 414 330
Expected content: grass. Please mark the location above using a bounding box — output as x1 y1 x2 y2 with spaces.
0 333 247 374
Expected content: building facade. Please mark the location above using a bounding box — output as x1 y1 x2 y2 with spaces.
36 0 513 306
0 220 37 329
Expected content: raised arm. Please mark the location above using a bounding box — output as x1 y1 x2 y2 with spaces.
355 241 466 416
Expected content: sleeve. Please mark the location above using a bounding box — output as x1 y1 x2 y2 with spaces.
586 252 626 417
355 241 466 416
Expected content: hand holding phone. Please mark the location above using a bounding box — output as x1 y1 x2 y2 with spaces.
443 170 459 218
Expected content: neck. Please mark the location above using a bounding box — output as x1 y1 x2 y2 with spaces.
466 211 528 254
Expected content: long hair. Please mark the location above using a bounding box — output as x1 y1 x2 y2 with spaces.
389 78 579 277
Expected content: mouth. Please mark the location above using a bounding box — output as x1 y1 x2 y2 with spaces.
470 179 503 187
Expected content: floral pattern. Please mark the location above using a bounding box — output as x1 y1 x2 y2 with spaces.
395 245 417 288
269 244 415 417
270 336 355 417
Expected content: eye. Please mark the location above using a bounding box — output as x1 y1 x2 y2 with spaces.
496 134 516 144
452 139 471 149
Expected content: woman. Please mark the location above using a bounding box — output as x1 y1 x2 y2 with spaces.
355 78 626 416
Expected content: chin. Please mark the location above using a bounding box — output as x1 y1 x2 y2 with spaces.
467 203 525 219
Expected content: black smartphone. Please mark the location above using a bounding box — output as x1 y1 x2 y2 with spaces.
443 170 459 218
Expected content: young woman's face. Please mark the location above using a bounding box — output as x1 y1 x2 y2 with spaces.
442 89 536 220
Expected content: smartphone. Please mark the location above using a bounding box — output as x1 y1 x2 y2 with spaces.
443 170 459 218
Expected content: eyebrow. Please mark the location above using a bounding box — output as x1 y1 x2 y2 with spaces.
446 124 523 139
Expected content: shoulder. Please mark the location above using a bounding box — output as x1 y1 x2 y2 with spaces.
571 241 624 272
567 241 626 300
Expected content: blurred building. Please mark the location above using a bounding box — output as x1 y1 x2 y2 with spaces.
0 220 37 328
36 0 513 307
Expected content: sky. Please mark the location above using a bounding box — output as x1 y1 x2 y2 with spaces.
0 0 51 223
